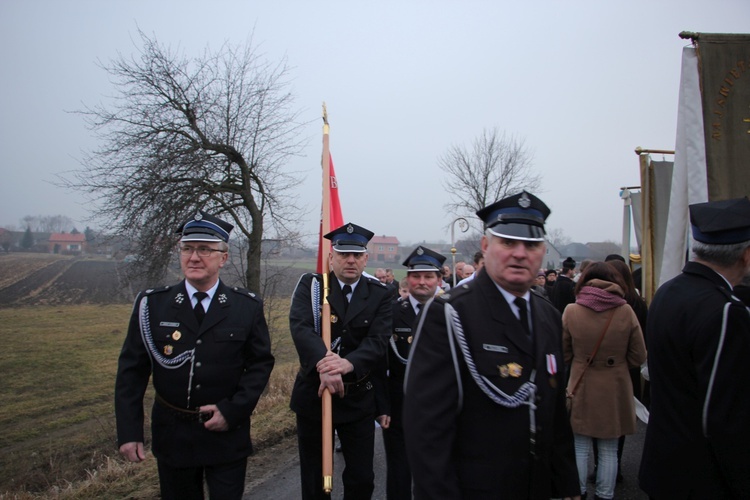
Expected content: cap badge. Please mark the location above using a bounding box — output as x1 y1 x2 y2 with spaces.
194 212 203 221
417 247 424 255
346 224 354 234
518 193 531 208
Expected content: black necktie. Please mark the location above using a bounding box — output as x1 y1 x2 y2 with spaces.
342 285 352 311
416 303 422 314
194 292 208 325
514 297 531 336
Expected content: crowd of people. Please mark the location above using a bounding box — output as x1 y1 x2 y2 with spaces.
113 193 750 499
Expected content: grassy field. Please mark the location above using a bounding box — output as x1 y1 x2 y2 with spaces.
0 301 299 498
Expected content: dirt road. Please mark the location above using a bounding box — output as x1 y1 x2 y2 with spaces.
243 423 650 499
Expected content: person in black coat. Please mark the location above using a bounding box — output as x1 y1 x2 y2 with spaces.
289 223 392 500
115 211 275 500
551 257 576 314
403 192 580 499
640 197 750 498
374 246 446 500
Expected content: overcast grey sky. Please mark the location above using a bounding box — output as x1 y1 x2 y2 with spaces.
1 0 747 246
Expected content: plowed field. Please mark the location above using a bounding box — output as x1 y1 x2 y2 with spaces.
0 254 131 307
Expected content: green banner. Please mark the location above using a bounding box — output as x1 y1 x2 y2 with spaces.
697 33 750 200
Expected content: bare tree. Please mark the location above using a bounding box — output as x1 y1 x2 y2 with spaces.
20 215 74 233
439 127 541 228
61 29 307 291
546 227 572 249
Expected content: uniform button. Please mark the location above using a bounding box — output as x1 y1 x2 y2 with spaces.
607 357 615 366
196 362 202 368
195 384 201 390
230 333 234 338
196 339 203 345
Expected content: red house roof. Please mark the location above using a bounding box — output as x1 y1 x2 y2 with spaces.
371 235 399 245
49 233 86 243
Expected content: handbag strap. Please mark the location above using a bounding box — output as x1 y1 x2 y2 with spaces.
568 309 616 397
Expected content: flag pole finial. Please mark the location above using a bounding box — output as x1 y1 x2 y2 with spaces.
322 102 329 134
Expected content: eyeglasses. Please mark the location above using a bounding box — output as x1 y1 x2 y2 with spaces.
179 246 227 257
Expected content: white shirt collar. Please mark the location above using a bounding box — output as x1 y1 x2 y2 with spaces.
185 280 220 310
336 278 359 298
408 295 423 314
493 282 531 320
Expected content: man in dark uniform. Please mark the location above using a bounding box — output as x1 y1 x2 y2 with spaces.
115 210 275 500
639 197 750 498
403 191 580 499
376 245 446 500
289 222 392 499
551 256 576 314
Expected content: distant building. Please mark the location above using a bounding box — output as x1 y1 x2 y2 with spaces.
368 235 400 263
544 240 563 270
49 232 86 254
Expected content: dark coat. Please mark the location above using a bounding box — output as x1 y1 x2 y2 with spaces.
551 274 576 314
374 297 418 417
403 269 580 499
289 272 391 424
639 262 750 498
115 280 275 468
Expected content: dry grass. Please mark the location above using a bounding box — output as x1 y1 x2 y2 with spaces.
0 303 299 498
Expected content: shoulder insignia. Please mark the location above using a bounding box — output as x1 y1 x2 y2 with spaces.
364 276 386 287
143 285 170 296
231 286 261 302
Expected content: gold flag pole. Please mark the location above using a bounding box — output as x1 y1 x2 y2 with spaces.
320 103 334 494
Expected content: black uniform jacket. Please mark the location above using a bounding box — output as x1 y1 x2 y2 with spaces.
640 262 750 498
115 280 275 468
374 297 416 418
289 272 391 424
403 268 579 499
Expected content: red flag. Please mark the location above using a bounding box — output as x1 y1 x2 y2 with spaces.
316 155 344 273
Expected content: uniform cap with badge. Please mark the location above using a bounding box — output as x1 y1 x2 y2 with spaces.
689 196 750 245
177 210 234 243
476 190 551 242
324 222 374 253
402 246 446 273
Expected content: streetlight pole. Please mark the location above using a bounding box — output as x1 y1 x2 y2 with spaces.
450 217 468 287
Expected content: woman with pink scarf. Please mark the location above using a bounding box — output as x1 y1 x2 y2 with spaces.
562 261 647 500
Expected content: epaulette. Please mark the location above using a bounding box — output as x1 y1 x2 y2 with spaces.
529 287 544 299
230 286 262 302
142 285 170 296
366 276 387 287
438 281 473 302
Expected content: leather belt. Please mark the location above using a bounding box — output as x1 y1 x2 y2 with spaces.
155 392 211 422
343 375 373 396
